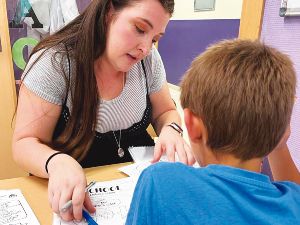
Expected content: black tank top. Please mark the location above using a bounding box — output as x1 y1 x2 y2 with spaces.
52 60 154 168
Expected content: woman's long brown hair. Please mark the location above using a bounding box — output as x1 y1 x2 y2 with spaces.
22 0 174 161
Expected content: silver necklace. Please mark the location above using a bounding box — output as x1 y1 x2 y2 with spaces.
113 129 124 158
112 73 125 158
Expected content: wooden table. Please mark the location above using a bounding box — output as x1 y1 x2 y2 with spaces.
0 162 131 225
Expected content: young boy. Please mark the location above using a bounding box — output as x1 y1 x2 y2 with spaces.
126 39 300 224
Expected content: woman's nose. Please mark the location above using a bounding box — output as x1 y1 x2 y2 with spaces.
138 40 152 56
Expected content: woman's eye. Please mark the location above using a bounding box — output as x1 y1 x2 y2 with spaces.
152 39 157 43
135 26 145 34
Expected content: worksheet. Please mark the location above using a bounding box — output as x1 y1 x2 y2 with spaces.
52 177 136 225
0 189 40 225
124 146 199 177
119 161 152 177
128 146 169 162
119 146 170 177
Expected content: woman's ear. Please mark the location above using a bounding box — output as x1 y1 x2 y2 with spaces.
106 3 116 24
183 108 207 144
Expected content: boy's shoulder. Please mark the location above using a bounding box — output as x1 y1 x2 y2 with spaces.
142 162 202 183
274 180 300 193
144 163 300 191
146 162 193 173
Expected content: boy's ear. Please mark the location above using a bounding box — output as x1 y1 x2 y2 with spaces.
183 109 207 143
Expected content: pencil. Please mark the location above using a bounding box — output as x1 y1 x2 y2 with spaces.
60 181 96 213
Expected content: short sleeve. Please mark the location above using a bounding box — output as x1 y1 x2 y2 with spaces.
144 46 167 94
22 48 68 105
125 167 161 225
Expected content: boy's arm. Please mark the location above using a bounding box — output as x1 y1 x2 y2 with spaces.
268 143 300 184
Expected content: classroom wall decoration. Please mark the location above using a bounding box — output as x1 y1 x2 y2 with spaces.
261 0 300 170
6 0 91 84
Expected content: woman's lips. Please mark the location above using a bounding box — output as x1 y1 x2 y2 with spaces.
127 53 137 61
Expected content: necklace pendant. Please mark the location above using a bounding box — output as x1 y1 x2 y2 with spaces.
118 148 125 158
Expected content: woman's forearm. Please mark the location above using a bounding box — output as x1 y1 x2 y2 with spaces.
152 109 181 135
268 144 300 184
12 137 59 178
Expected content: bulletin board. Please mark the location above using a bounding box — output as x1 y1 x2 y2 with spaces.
6 0 91 84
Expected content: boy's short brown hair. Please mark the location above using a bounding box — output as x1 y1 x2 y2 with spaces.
180 39 296 160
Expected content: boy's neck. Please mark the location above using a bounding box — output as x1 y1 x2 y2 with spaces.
200 147 262 173
214 155 262 173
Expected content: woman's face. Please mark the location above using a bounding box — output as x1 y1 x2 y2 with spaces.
103 0 171 73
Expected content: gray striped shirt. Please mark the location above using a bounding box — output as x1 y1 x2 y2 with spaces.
22 47 166 133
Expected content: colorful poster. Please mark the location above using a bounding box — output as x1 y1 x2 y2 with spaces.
6 0 91 85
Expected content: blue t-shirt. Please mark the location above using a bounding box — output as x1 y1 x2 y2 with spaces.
126 163 300 225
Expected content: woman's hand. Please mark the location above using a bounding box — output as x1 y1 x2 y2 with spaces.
152 125 195 165
149 83 195 165
268 125 300 184
47 154 96 221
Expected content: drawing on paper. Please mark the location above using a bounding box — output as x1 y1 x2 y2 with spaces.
0 199 28 224
0 189 40 225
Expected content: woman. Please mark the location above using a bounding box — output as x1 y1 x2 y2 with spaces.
12 0 194 221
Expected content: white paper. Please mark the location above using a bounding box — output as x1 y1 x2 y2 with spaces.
127 146 200 171
53 177 136 225
119 161 153 177
123 146 171 177
128 146 169 162
0 189 40 225
128 146 155 162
